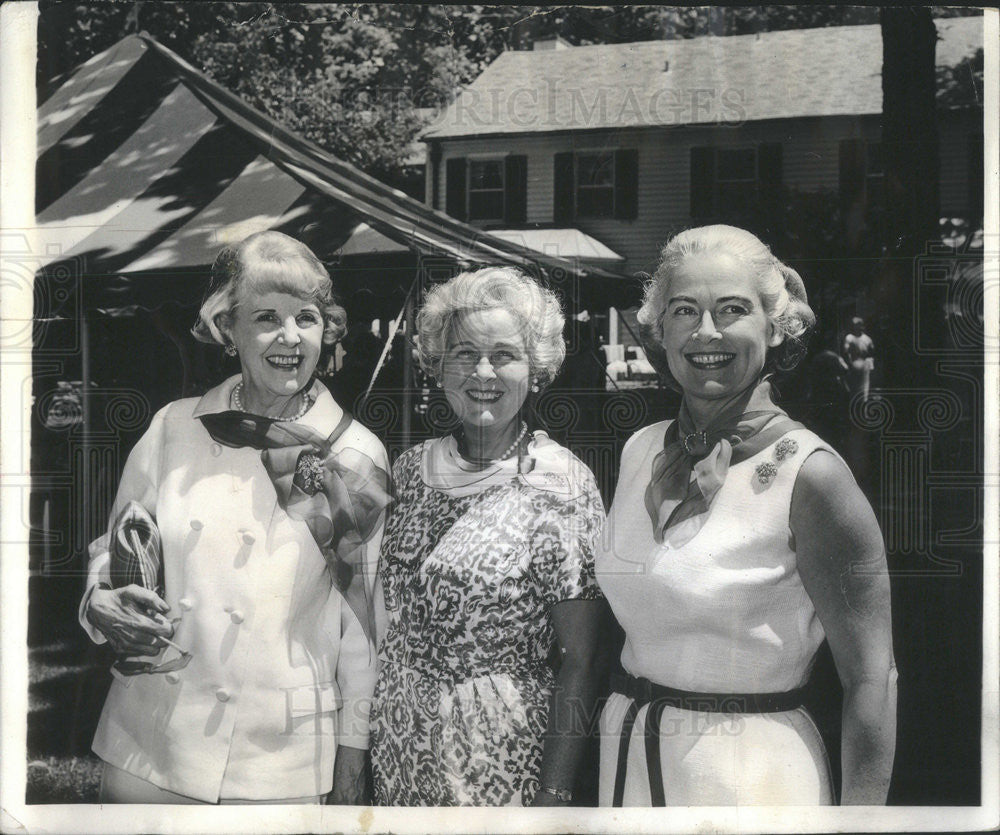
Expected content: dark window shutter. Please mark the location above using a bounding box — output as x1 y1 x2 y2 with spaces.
757 142 783 226
504 155 528 224
757 142 783 196
613 148 639 220
690 146 715 218
553 152 574 224
445 157 467 220
838 139 865 212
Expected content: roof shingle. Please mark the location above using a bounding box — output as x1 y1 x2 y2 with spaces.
424 17 983 139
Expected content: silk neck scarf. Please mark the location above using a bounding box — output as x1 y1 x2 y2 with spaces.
198 404 391 650
644 380 803 545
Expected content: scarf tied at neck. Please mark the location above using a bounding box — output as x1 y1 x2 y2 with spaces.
199 409 391 651
644 381 804 546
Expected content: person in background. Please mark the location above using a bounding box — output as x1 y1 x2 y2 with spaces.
370 267 605 806
843 316 876 402
80 231 389 804
596 225 896 806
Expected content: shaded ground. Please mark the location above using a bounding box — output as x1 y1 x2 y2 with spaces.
27 575 110 803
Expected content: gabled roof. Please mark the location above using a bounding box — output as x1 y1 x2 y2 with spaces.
35 34 631 316
424 16 983 140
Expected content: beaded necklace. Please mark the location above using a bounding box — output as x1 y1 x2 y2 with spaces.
455 421 528 466
232 381 310 422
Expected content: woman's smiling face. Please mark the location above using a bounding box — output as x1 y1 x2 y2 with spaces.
227 290 324 408
659 251 783 406
440 307 531 432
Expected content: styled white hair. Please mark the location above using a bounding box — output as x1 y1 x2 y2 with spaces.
637 224 815 389
416 266 566 386
191 231 346 347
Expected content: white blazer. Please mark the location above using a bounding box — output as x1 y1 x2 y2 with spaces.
79 376 386 802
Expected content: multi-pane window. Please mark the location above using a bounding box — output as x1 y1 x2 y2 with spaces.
553 149 638 223
445 155 527 225
467 159 505 221
714 147 758 216
690 143 781 221
575 152 615 218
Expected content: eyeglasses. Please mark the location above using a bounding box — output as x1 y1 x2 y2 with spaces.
444 347 524 371
112 619 193 677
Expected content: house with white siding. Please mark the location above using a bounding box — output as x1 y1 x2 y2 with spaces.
421 17 983 350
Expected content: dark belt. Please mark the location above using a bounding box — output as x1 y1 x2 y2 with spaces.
609 672 807 807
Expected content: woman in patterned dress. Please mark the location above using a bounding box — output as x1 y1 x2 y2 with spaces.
370 267 605 806
596 225 897 806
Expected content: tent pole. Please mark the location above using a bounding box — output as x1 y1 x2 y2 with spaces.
613 306 644 347
401 283 414 449
80 310 92 554
360 276 419 409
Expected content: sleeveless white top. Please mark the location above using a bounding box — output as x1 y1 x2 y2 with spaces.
596 421 834 694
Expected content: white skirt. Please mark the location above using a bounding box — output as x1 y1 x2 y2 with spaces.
598 692 835 806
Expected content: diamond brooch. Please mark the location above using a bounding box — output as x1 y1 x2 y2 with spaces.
774 438 799 461
755 461 778 485
755 437 800 485
295 453 325 495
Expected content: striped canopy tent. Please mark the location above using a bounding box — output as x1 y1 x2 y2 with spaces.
34 33 635 323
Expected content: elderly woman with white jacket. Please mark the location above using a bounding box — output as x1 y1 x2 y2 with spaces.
79 231 389 804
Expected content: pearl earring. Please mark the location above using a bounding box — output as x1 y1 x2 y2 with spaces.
531 379 540 393
224 343 237 357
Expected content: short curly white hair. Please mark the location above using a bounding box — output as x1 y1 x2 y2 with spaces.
637 225 816 390
416 266 566 386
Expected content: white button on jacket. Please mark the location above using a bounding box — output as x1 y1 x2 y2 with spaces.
79 377 387 803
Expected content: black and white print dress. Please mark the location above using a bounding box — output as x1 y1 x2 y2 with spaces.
370 435 604 806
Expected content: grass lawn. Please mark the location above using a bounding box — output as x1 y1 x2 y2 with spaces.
27 576 110 804
26 756 101 804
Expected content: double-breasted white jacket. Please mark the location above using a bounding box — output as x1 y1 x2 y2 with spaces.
79 376 386 802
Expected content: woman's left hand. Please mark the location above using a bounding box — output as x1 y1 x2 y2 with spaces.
326 745 369 805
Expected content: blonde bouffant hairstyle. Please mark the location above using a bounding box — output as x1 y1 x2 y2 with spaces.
637 224 816 390
191 231 347 348
416 266 566 387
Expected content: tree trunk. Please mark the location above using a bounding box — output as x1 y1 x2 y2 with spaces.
880 7 940 255
873 7 941 387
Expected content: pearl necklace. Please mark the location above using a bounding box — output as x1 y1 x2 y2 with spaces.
456 421 528 465
232 381 310 422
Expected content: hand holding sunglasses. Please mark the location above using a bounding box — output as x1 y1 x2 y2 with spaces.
93 501 195 676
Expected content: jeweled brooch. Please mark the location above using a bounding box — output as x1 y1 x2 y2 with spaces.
295 452 325 495
755 461 778 485
774 438 799 461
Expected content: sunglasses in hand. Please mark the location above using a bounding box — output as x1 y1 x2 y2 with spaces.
113 617 193 677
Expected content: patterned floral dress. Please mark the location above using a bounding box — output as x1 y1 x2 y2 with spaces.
370 434 604 806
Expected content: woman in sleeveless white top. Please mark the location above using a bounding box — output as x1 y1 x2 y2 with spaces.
595 226 896 806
